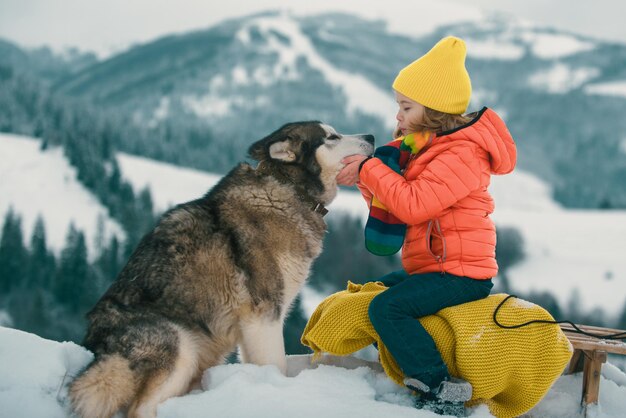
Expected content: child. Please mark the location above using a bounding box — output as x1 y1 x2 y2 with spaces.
337 36 517 411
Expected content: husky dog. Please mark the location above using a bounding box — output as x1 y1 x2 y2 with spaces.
69 122 374 418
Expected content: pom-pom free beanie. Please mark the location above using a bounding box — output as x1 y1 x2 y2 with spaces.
393 36 472 114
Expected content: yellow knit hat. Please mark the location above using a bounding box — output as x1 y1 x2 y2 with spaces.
393 36 471 115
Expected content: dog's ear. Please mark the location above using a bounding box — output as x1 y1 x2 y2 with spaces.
248 127 297 162
268 140 296 162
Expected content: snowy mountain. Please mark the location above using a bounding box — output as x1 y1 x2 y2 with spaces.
0 38 97 84
40 10 626 209
1 325 626 418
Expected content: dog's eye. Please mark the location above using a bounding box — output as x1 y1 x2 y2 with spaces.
327 134 340 141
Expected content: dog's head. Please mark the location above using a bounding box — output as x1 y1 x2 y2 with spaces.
248 121 375 204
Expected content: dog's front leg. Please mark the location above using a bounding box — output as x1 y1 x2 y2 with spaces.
239 318 287 374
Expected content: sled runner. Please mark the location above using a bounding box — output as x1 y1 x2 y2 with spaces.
561 323 626 416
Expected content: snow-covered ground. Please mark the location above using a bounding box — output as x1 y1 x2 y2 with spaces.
1 325 625 418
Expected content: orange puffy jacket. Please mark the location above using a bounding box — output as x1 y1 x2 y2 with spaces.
357 107 516 279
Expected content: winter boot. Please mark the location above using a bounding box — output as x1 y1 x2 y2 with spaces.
404 376 471 417
435 377 473 403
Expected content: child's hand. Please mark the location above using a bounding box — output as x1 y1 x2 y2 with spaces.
337 155 370 186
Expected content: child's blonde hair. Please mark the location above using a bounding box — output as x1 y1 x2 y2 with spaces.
393 107 473 139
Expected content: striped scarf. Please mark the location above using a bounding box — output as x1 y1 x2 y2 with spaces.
365 132 432 256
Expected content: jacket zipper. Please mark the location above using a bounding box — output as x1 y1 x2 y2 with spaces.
425 219 447 274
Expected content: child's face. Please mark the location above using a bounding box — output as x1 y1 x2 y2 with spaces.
395 91 425 136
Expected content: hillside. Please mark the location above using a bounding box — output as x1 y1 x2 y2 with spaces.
43 11 626 209
0 133 124 257
3 131 624 317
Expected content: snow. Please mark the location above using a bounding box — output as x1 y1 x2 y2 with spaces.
511 297 536 309
0 327 92 418
187 12 606 125
520 31 596 59
0 310 12 327
232 66 250 84
1 325 625 418
532 372 626 418
469 326 486 344
182 93 270 118
182 94 236 118
492 209 626 317
620 138 626 155
148 96 171 128
288 0 485 41
585 81 626 99
529 63 600 93
240 17 301 81
299 285 328 317
233 13 397 128
164 363 419 418
469 90 498 111
116 153 221 212
463 21 599 63
486 170 562 212
182 66 273 117
465 38 525 61
603 363 626 387
0 133 125 258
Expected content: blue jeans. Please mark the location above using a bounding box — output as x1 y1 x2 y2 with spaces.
368 270 493 389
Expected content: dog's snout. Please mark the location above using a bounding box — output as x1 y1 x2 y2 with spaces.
362 134 375 145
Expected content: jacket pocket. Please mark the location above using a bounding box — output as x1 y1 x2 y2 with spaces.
426 219 447 271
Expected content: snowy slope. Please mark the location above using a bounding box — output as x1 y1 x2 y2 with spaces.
230 13 398 129
2 133 625 315
0 133 125 257
116 153 222 212
1 325 626 418
117 151 626 317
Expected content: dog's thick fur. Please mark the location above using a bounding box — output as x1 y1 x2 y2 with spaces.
69 122 374 418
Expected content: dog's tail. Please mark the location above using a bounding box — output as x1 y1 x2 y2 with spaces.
69 354 138 418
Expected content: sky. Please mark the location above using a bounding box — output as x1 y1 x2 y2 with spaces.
0 0 625 58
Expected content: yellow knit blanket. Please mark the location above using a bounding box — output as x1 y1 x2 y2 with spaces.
301 281 573 418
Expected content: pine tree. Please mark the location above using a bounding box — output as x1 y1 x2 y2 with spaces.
0 208 28 292
54 223 94 313
618 299 626 329
566 289 583 324
26 215 56 289
525 290 563 321
309 214 402 292
136 186 156 239
283 296 311 355
495 226 525 293
96 234 122 286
